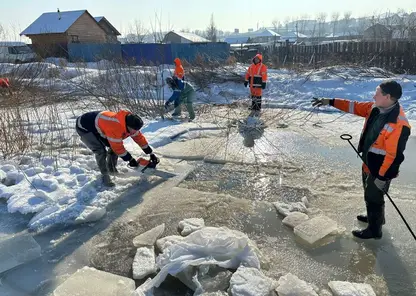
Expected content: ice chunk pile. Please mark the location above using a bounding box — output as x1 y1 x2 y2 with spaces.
229 266 277 296
53 266 135 296
276 273 318 296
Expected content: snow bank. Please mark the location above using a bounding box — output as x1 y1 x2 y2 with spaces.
0 117 191 230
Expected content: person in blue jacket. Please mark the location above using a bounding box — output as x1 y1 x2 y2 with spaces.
164 76 195 121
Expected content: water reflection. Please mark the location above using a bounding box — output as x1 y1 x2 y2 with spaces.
237 115 265 148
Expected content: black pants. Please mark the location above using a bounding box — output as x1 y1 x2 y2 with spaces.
362 171 391 206
76 126 118 175
362 171 391 227
250 95 262 111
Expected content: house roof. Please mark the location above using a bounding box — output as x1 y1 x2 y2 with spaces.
224 28 281 43
224 36 250 44
94 16 121 36
20 10 89 35
170 31 209 42
227 28 280 39
280 31 308 39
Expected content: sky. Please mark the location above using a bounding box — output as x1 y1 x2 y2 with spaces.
0 0 415 39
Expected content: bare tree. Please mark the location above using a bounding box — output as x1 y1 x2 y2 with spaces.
205 13 217 42
299 14 309 34
356 16 370 38
393 8 416 40
149 11 172 43
0 23 4 40
369 12 383 40
317 12 327 42
331 12 340 41
126 20 148 43
342 11 352 39
272 18 279 32
407 12 416 40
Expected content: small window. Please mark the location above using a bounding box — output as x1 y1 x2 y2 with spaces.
71 35 80 43
8 47 18 54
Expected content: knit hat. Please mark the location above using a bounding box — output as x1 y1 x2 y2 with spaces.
379 80 402 100
125 114 143 130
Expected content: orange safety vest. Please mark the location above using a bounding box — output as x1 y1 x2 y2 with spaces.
0 78 10 88
173 58 184 79
333 99 411 179
245 54 267 97
95 110 149 158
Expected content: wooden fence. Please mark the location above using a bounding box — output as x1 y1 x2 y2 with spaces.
269 41 416 73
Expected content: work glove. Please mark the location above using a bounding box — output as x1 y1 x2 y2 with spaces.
244 81 248 87
261 82 266 89
373 178 387 191
311 97 331 107
128 158 139 167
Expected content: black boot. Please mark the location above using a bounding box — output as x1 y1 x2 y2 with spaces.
352 204 384 240
356 213 385 224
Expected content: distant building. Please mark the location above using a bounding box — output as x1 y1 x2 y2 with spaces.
363 24 392 41
20 10 120 58
94 17 121 43
224 28 280 44
163 31 209 43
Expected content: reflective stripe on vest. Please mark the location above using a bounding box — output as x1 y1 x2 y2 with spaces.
95 112 120 139
398 115 409 124
349 101 354 114
369 147 386 155
383 124 393 133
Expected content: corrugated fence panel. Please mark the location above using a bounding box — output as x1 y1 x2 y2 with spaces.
170 42 230 62
121 44 172 65
68 43 122 62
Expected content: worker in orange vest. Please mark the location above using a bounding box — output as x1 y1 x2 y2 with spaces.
173 58 185 80
75 110 159 187
244 54 267 112
312 80 411 239
0 78 12 95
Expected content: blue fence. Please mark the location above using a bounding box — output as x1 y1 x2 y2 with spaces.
67 42 230 64
121 44 172 65
68 43 122 62
170 42 230 63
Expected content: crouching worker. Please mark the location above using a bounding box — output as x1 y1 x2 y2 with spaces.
76 110 159 187
0 78 12 95
164 76 195 121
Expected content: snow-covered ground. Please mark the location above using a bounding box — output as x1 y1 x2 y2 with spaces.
0 61 414 230
0 61 415 295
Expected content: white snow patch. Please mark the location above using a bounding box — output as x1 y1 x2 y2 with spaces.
74 206 106 224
